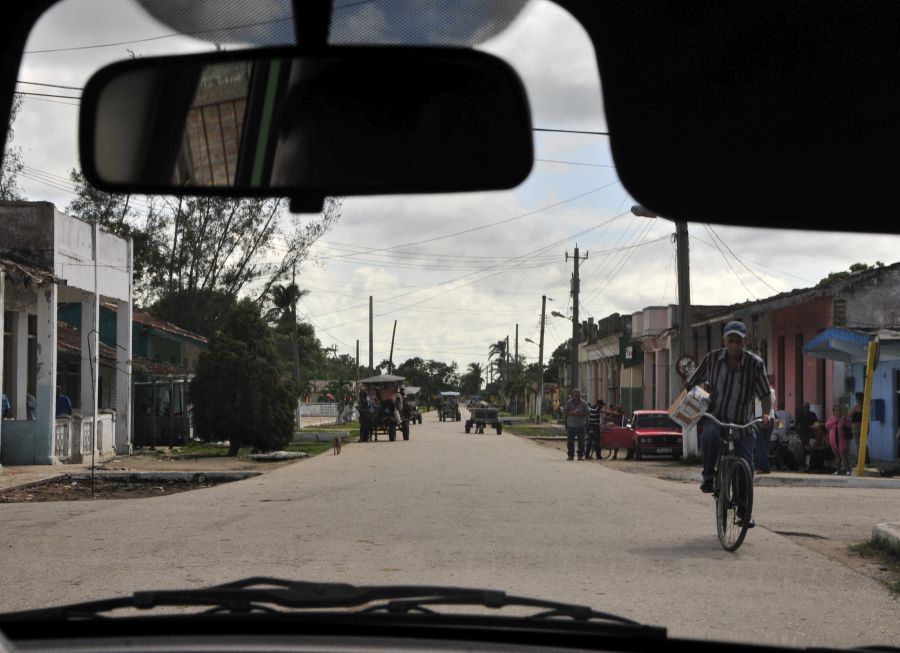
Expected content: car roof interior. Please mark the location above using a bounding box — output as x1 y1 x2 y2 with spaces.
1 1 896 233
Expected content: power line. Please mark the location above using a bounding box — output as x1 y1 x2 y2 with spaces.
702 223 757 300
534 158 615 168
533 127 609 136
17 80 83 90
14 91 80 100
705 224 781 293
324 181 620 260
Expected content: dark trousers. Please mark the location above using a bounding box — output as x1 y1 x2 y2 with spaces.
754 421 773 472
566 425 585 458
584 425 601 458
700 417 755 482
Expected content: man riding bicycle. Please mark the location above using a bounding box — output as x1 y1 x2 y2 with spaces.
683 320 772 527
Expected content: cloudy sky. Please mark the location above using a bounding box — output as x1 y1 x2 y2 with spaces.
12 0 900 376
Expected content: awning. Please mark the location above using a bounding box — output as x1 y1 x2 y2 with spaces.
439 391 460 396
359 374 405 384
802 327 900 364
404 386 421 395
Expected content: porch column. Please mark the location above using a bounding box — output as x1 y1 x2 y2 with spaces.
10 310 28 419
80 289 99 458
655 349 668 409
115 298 132 454
34 282 57 464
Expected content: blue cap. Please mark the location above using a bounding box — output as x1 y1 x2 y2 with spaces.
723 320 747 338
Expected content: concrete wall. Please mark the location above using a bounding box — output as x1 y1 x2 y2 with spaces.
0 420 45 465
770 298 833 417
843 267 900 329
53 211 130 302
0 202 55 266
851 361 899 460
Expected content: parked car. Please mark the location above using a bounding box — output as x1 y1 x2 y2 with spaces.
603 410 683 461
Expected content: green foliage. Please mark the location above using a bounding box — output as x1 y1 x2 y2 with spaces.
817 261 885 287
394 357 460 399
190 299 296 455
459 362 484 396
0 95 24 201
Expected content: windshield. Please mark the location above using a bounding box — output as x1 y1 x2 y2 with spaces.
4 0 900 649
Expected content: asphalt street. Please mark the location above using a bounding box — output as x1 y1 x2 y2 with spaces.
1 410 898 648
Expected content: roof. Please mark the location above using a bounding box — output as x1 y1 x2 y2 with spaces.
0 255 57 289
103 301 208 345
802 327 900 365
733 261 900 318
403 386 421 395
57 321 194 378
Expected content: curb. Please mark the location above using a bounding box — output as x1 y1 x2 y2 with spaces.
873 522 900 554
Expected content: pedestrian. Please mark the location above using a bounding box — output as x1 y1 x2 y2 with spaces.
357 388 373 442
584 399 604 459
848 391 870 465
683 320 772 529
55 386 73 416
826 404 852 475
562 389 589 461
1 391 9 418
26 393 36 420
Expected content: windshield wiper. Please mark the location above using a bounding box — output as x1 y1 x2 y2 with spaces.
0 577 656 631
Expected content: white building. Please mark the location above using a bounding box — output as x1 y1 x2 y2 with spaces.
0 201 132 468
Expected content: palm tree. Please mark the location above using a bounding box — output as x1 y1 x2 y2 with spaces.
460 362 484 395
487 340 507 385
267 283 309 384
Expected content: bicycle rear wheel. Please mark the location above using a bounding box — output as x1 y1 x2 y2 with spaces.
716 456 754 551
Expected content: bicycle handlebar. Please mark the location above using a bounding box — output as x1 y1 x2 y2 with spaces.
700 412 762 430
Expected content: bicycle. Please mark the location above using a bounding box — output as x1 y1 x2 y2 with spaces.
701 412 761 552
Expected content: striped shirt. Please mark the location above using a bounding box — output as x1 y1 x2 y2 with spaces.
587 404 602 428
685 348 771 424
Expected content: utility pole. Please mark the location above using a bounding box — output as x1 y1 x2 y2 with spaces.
565 246 588 392
515 324 519 414
355 339 360 391
291 265 300 385
632 205 695 457
388 320 397 374
674 221 692 361
368 296 373 374
537 295 546 424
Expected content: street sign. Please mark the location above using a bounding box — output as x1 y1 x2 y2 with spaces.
676 355 696 379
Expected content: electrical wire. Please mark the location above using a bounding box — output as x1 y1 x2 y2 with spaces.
702 223 757 300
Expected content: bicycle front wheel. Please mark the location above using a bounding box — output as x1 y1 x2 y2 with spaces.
716 456 754 552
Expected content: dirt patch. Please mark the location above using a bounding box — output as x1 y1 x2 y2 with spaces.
98 453 298 473
0 474 242 502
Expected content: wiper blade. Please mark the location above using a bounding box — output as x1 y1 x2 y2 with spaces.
0 577 650 629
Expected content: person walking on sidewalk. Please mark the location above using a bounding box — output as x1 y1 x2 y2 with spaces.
683 321 772 527
563 389 590 461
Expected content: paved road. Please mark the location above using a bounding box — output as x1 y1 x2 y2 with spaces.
1 412 898 648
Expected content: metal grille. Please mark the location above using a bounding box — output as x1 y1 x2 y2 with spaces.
81 422 93 455
54 421 71 460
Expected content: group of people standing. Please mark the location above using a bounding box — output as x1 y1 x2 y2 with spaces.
560 390 625 461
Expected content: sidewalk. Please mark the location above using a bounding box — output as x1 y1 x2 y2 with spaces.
522 434 900 488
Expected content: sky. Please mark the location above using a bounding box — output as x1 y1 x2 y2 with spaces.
11 0 900 377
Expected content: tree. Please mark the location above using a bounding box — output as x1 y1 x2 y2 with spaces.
265 282 309 384
459 362 484 396
67 171 341 321
0 95 23 201
190 299 296 455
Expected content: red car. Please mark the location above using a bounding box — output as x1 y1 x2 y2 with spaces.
602 410 683 460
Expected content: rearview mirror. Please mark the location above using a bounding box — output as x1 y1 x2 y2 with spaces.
80 47 533 209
